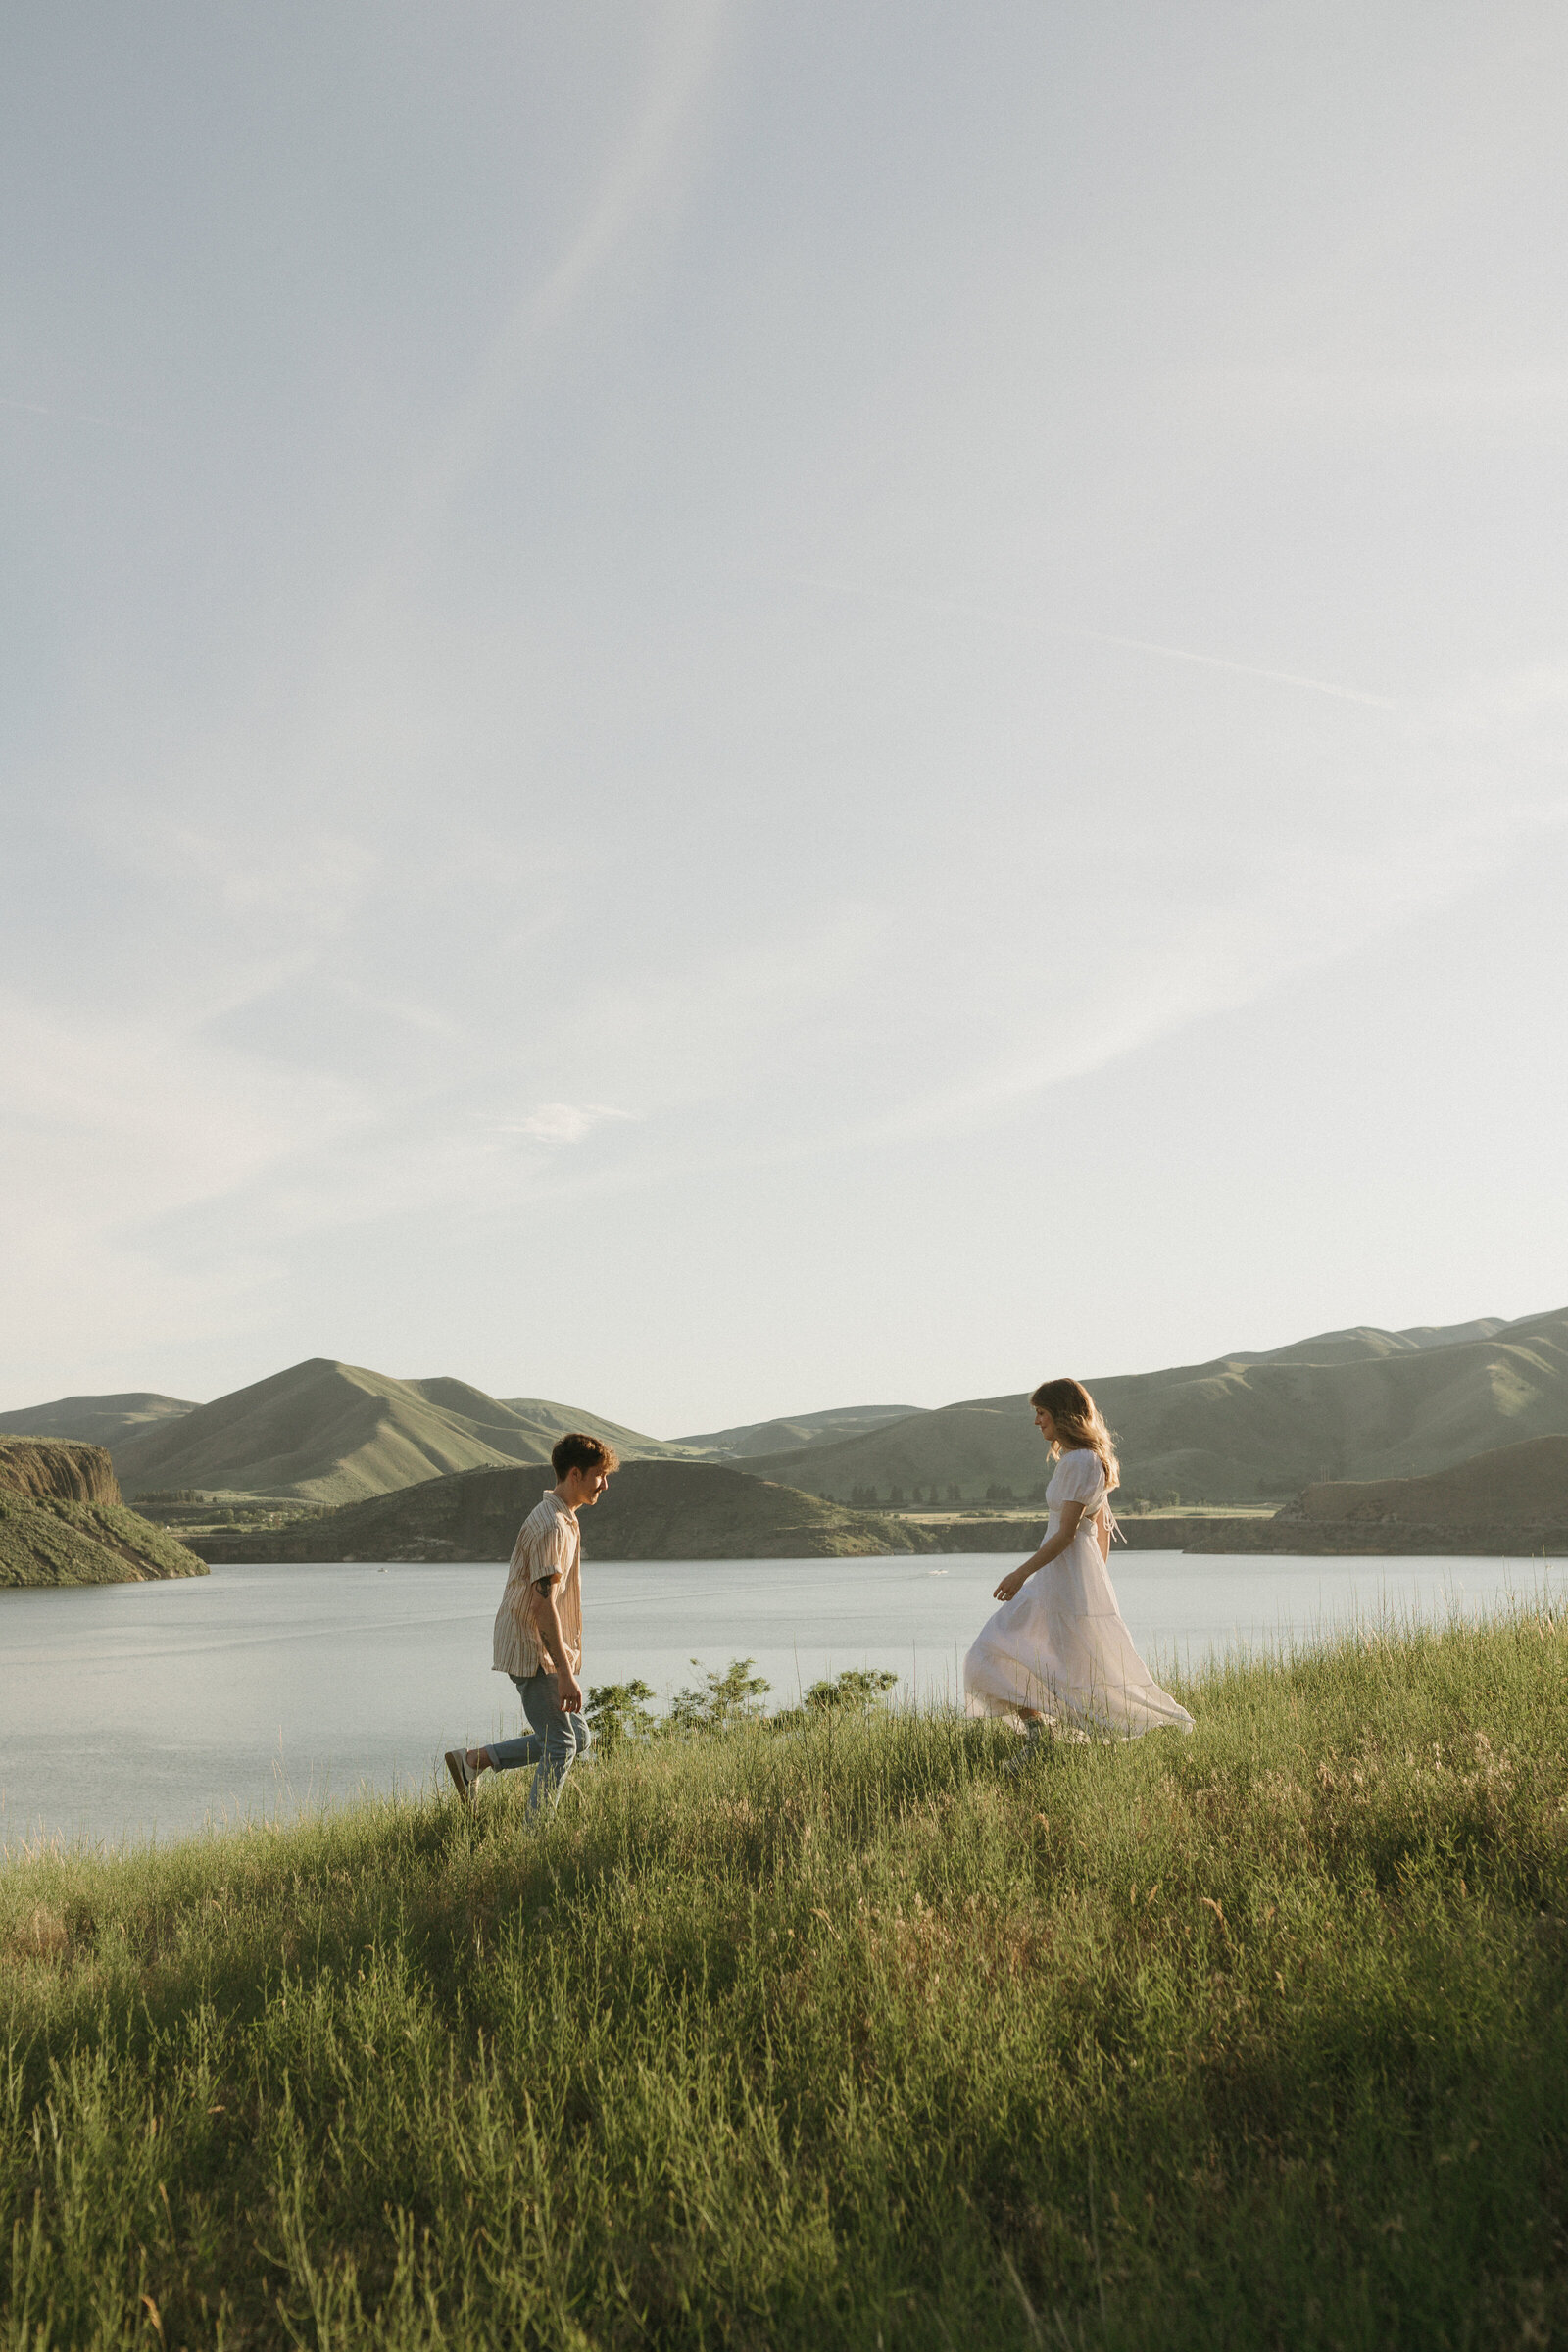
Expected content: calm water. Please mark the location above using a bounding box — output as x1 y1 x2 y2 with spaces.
3 1550 1562 1852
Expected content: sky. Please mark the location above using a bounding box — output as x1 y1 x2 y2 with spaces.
3 1 1566 1436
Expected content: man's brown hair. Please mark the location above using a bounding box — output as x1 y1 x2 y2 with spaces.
551 1431 618 1480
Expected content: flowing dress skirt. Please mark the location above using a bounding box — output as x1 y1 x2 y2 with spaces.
964 1520 1194 1737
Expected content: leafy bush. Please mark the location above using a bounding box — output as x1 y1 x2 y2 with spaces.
802 1666 899 1712
668 1655 771 1732
584 1677 659 1752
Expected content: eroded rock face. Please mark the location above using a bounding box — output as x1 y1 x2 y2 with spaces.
0 1446 208 1587
0 1439 122 1506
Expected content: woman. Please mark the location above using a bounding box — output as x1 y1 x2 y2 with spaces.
964 1377 1193 1743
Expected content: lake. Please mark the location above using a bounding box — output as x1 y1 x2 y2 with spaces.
3 1549 1562 1852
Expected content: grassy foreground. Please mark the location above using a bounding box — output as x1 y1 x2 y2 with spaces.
5 1615 1568 2350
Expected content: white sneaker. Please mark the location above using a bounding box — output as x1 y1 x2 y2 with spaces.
444 1748 477 1802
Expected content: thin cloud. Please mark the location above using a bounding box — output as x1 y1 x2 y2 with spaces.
505 1102 639 1144
841 800 1568 1152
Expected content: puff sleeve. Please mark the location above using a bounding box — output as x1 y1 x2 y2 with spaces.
1054 1449 1104 1506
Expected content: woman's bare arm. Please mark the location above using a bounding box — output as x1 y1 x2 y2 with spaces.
992 1500 1086 1601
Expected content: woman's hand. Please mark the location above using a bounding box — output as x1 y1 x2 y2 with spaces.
993 1564 1031 1602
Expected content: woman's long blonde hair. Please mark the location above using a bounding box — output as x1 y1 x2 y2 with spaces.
1029 1377 1120 1490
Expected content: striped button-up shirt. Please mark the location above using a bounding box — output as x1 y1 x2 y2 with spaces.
492 1489 582 1679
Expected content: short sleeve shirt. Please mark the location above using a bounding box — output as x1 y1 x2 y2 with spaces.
492 1489 582 1678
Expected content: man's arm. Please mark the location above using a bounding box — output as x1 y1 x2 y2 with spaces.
528 1575 583 1714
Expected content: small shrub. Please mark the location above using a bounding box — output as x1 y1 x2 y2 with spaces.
669 1655 771 1732
585 1678 659 1753
802 1667 899 1712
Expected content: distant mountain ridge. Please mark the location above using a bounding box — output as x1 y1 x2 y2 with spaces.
740 1307 1568 1503
0 1393 196 1450
673 1404 925 1458
9 1306 1564 1510
497 1399 700 1461
1224 1317 1510 1369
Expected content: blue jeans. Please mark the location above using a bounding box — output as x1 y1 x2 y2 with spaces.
487 1671 592 1815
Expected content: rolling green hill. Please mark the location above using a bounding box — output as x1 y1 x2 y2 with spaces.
744 1306 1568 1504
192 1459 942 1563
5 1370 686 1504
0 1391 196 1450
672 1403 926 1458
111 1360 559 1505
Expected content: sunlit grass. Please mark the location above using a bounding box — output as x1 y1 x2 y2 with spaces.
4 1608 1567 2348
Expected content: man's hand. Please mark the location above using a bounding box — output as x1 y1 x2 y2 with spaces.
555 1670 583 1716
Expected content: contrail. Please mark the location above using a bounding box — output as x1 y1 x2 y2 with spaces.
1065 622 1397 709
406 0 728 539
1 394 151 436
783 572 1398 710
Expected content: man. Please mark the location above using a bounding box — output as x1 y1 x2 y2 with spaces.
444 1430 616 1815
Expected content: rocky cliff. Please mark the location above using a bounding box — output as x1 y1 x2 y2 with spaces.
0 1437 122 1504
0 1439 210 1589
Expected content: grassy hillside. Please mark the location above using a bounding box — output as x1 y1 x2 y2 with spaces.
4 1612 1566 2347
0 1390 195 1448
0 1494 211 1588
1232 1315 1508 1367
112 1359 560 1505
109 1363 698 1506
749 1305 1568 1504
1288 1431 1568 1534
0 1439 208 1588
193 1458 941 1562
675 1402 927 1458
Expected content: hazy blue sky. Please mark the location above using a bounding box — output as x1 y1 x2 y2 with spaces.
4 2 1566 1433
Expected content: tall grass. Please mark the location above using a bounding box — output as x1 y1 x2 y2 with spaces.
4 1609 1567 2349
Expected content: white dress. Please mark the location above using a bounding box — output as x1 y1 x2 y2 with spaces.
964 1448 1194 1737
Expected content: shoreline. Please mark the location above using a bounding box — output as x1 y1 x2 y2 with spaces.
183 1512 1568 1564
